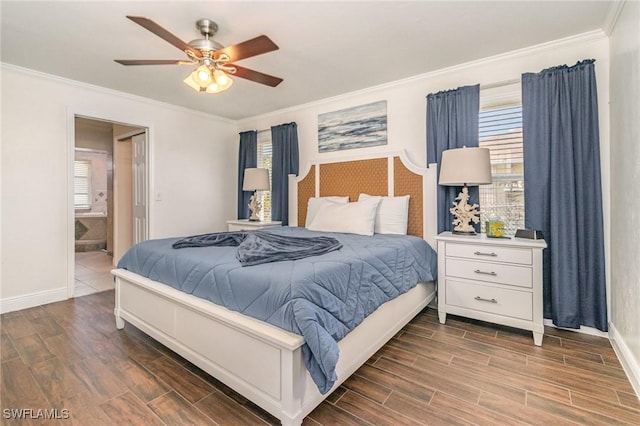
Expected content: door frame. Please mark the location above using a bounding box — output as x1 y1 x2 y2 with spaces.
67 111 152 299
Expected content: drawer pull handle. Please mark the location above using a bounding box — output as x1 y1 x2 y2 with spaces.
474 269 497 276
474 251 497 257
474 296 498 304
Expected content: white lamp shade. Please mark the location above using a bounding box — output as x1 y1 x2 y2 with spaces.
242 168 270 191
439 147 492 186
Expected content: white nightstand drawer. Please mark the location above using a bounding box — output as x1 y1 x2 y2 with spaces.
227 220 282 232
445 243 532 265
228 224 250 231
445 279 533 321
445 258 532 288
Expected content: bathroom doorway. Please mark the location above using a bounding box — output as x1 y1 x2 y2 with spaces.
73 117 147 297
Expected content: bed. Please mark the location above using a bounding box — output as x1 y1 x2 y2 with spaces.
112 151 438 425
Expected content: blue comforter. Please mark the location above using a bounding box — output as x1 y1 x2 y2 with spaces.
117 227 437 393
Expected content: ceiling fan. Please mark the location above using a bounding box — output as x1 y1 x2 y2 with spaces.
115 16 283 93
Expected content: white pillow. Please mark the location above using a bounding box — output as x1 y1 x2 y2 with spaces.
359 193 410 235
305 196 349 227
307 197 381 236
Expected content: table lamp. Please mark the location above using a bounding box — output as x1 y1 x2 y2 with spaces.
242 168 270 221
438 147 492 235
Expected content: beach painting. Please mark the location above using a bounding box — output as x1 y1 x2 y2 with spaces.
318 100 387 152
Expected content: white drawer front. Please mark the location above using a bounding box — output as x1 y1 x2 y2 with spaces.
445 258 532 288
228 223 280 232
445 279 533 321
446 243 532 265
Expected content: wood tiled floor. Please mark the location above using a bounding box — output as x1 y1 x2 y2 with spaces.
1 290 639 425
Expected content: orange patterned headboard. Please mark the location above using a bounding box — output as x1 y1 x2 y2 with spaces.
289 151 437 247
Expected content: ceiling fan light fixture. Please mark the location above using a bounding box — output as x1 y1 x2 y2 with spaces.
183 73 206 92
206 71 233 93
205 82 220 93
116 17 282 91
192 64 213 87
213 69 231 86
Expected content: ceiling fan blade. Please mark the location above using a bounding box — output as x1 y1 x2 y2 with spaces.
115 59 193 65
216 35 278 62
232 65 283 87
126 16 201 58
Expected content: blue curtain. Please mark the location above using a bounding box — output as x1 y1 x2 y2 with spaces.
271 122 299 225
237 130 257 219
522 59 607 331
426 85 480 233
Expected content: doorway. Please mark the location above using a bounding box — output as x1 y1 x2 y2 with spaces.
72 117 147 297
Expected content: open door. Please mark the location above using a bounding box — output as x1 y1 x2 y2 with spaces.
113 129 148 264
132 132 148 244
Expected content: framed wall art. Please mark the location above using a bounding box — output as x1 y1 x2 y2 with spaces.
318 100 387 152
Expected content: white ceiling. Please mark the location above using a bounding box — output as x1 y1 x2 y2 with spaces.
1 1 615 120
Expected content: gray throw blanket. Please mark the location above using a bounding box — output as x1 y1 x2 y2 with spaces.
172 231 342 266
172 231 246 248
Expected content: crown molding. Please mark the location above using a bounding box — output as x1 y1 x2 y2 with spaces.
603 0 626 36
0 62 235 125
237 30 608 125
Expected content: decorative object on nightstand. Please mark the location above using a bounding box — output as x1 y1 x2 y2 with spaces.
485 214 505 238
515 229 544 240
438 147 492 235
242 168 270 221
436 232 547 345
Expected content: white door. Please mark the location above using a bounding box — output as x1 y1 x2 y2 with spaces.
132 132 148 244
113 138 133 264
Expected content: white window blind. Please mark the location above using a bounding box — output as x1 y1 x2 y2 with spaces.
74 160 92 209
257 131 273 221
478 101 525 234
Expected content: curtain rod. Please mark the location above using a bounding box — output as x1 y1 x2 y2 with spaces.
480 78 521 90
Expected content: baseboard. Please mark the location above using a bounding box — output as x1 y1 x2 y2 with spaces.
0 287 68 314
609 322 640 399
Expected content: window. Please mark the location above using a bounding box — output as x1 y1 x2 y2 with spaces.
74 160 92 209
257 131 272 221
478 88 524 235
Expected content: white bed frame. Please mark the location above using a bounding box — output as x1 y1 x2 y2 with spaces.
112 151 437 425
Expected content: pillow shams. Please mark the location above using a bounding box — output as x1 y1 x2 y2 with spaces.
359 193 410 235
307 197 381 236
305 196 349 227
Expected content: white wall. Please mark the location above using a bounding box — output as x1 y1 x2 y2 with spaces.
609 0 640 396
1 64 238 311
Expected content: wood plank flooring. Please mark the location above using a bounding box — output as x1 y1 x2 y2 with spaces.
1 290 639 425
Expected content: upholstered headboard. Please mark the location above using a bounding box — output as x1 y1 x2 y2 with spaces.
288 151 437 248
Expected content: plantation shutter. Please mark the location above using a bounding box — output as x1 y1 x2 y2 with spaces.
257 132 273 221
74 160 91 209
478 103 525 233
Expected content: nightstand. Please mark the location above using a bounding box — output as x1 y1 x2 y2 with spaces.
435 232 547 345
226 219 282 232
